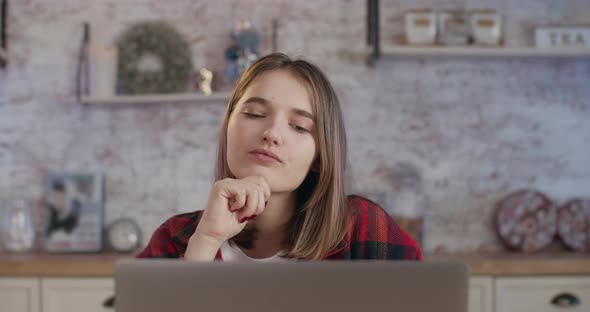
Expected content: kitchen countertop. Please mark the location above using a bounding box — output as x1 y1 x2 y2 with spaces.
0 252 134 277
425 252 589 276
0 251 588 277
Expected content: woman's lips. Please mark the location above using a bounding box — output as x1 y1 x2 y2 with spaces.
248 151 281 164
249 149 282 162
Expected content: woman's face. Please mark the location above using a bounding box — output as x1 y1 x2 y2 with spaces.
227 69 317 193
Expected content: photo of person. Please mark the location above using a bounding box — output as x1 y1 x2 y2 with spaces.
43 172 104 252
46 179 81 237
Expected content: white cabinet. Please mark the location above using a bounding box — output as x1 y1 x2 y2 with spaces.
496 276 590 312
40 278 114 312
469 277 494 312
2 275 589 312
0 278 40 312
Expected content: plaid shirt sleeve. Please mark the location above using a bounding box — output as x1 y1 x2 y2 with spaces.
135 212 201 258
325 195 423 260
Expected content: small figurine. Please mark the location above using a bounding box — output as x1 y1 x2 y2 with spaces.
198 68 214 96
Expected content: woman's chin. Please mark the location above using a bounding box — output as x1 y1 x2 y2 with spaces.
235 167 272 181
232 168 306 194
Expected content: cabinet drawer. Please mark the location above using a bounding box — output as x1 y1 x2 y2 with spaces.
41 278 114 312
469 277 493 312
496 276 590 312
0 278 40 312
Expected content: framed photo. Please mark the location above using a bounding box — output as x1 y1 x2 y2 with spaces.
43 172 104 253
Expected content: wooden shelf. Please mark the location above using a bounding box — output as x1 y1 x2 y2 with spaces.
381 45 590 58
365 1 590 63
80 91 232 105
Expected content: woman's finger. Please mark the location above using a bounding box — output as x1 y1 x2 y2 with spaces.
255 187 265 216
244 176 271 201
228 185 247 212
238 187 258 221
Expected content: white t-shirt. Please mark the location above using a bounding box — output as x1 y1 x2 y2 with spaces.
220 240 296 262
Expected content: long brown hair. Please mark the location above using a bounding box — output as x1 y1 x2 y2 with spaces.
215 53 349 260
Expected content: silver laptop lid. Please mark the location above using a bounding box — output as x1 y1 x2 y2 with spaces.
116 260 468 312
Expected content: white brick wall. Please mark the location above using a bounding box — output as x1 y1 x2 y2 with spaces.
1 0 589 253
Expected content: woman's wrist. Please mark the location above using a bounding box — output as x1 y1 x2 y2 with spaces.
184 229 225 261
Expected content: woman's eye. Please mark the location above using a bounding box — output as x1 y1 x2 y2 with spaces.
291 124 310 133
244 112 265 118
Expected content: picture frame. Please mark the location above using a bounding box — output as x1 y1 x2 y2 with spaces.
43 172 104 253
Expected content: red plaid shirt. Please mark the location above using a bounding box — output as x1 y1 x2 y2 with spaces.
137 195 422 260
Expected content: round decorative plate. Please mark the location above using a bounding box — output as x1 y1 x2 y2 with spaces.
557 199 590 252
495 190 557 252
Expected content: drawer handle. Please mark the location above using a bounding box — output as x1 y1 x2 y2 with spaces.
551 293 580 308
103 295 115 309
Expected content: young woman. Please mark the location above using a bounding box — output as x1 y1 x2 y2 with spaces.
137 53 422 261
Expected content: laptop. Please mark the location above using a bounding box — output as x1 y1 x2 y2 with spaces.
115 260 468 312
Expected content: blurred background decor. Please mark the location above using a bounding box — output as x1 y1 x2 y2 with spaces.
43 172 104 253
470 10 502 45
388 162 427 247
437 10 472 45
535 26 590 49
1 198 36 253
196 67 214 95
89 44 118 98
105 217 142 253
225 19 261 83
557 198 590 252
0 0 6 67
404 10 437 45
495 190 557 253
116 21 193 94
402 8 503 47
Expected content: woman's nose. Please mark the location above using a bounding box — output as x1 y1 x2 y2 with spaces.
262 122 284 146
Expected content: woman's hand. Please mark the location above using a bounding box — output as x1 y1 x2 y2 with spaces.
185 176 271 260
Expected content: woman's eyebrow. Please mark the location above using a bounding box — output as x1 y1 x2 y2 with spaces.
243 96 271 106
242 96 314 122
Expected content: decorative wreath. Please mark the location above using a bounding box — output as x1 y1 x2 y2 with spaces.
116 21 192 94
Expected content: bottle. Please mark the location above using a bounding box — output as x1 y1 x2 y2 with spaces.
1 198 36 252
389 163 427 247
